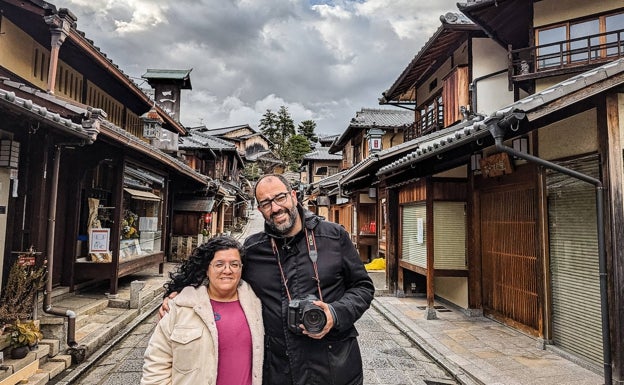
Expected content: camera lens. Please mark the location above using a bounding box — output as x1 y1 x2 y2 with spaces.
302 307 326 333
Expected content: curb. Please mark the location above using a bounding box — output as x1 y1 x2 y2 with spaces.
51 296 162 385
371 298 484 385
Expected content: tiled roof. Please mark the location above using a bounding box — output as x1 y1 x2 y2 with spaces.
180 130 237 151
304 169 348 194
0 78 98 142
380 13 481 104
378 58 624 176
349 108 413 128
303 147 342 161
330 108 413 153
142 69 192 81
0 77 206 185
9 2 184 133
191 124 255 136
318 134 339 144
97 120 208 184
339 116 482 188
245 150 277 162
142 69 192 90
318 170 348 188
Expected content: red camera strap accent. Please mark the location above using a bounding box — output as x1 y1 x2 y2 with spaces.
271 228 323 302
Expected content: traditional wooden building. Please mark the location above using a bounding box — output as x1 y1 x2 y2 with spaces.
175 128 248 256
373 0 624 381
0 0 208 298
190 124 280 176
325 108 412 263
300 144 342 217
370 11 511 318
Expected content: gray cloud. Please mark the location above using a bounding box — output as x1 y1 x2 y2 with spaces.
57 0 459 134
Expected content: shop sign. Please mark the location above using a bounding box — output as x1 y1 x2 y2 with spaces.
480 153 513 178
89 228 111 253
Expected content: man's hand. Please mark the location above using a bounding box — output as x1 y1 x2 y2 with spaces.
302 300 334 339
158 292 178 319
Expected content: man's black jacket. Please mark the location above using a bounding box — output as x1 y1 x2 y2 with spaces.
243 207 375 385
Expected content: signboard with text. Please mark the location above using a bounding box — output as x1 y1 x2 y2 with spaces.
89 228 111 253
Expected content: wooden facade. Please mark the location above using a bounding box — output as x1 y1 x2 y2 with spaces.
476 164 541 335
0 1 208 296
367 2 624 379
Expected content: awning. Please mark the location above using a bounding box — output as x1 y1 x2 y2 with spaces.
173 197 215 212
123 188 161 201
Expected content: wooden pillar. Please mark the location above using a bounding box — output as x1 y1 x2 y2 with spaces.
425 177 437 319
468 169 482 310
386 189 405 297
387 186 399 294
600 93 624 382
160 177 170 274
108 157 125 295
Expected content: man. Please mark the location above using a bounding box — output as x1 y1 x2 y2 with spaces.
162 174 374 385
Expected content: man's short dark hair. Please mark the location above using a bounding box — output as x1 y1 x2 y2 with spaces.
253 174 293 199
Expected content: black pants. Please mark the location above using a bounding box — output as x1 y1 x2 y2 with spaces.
263 335 364 385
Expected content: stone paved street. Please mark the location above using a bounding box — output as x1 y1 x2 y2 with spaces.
48 209 603 385
71 304 458 385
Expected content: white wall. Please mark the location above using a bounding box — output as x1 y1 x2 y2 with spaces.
538 109 598 160
534 0 622 27
471 38 514 115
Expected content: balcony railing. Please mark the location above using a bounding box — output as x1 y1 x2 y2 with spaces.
404 120 444 142
509 29 624 82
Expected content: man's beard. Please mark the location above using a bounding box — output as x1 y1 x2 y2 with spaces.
267 205 297 235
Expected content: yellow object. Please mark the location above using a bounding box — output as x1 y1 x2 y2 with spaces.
365 258 386 271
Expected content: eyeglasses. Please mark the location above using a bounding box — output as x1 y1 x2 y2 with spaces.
257 192 290 212
210 261 243 272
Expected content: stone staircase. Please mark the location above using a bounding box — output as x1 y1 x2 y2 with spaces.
0 264 172 385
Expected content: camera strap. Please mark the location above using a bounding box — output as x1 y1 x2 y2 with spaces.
271 228 323 302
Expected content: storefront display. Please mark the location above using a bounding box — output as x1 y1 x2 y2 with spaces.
119 165 164 260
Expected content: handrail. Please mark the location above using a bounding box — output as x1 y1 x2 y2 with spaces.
509 28 624 77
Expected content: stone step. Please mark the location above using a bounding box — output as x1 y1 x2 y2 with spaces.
74 307 139 356
6 265 173 385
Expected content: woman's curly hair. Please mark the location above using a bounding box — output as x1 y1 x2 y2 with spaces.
164 236 244 295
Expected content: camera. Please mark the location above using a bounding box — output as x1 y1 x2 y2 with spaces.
287 295 327 334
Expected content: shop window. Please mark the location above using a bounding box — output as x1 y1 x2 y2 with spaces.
120 189 162 260
315 166 328 176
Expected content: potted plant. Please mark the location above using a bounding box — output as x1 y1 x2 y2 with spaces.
0 251 46 321
7 319 43 359
0 249 47 358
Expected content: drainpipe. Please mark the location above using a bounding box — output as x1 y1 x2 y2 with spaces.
488 115 612 385
44 9 76 94
43 145 86 362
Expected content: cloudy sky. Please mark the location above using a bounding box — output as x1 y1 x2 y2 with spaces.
55 0 459 136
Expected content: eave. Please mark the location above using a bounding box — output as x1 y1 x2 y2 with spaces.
100 121 208 185
457 0 533 50
1 1 187 135
377 58 624 180
381 14 483 104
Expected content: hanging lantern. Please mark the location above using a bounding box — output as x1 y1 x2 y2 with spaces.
204 212 212 224
141 107 164 139
366 128 384 153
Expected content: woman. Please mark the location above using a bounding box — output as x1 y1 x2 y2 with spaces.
141 236 263 385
